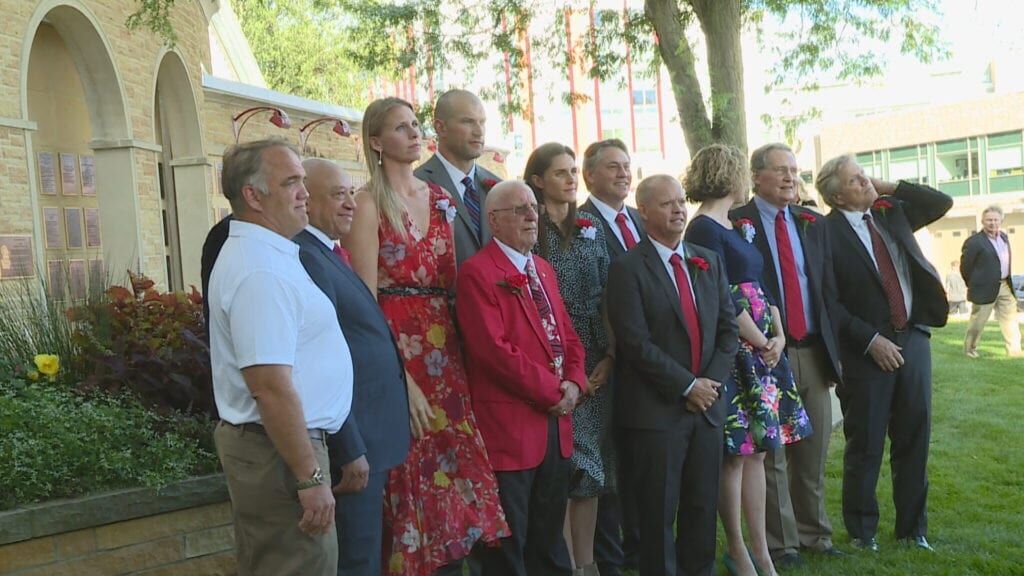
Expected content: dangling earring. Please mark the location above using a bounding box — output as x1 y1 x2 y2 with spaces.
377 151 383 166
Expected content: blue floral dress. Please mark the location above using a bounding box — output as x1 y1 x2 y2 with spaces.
684 214 812 455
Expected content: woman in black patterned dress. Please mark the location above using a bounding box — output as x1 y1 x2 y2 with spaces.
525 142 614 576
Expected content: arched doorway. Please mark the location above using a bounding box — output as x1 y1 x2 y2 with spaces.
22 2 138 293
153 51 205 291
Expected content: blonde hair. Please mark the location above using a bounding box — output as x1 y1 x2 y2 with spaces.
362 97 416 236
683 144 749 203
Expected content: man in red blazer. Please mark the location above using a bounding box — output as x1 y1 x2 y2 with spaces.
457 180 588 576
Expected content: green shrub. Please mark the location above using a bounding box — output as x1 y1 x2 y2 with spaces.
0 380 218 510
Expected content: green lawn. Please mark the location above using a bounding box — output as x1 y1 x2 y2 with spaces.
727 320 1024 575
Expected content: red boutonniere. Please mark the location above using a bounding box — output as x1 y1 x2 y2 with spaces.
481 178 499 191
687 256 710 272
872 198 893 216
497 273 529 295
795 211 816 231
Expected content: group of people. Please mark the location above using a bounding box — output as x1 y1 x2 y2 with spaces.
203 87 954 576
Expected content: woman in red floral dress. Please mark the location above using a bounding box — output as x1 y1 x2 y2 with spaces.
346 97 508 575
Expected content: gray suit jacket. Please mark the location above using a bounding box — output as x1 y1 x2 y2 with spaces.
414 154 500 267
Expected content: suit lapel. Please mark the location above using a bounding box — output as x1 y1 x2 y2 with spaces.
582 199 625 259
737 202 780 302
487 244 554 361
628 206 646 241
473 168 495 245
422 155 480 248
684 244 714 341
641 241 687 329
832 212 883 285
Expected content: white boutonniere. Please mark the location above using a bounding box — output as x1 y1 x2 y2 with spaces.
576 217 597 240
435 198 457 223
734 218 756 243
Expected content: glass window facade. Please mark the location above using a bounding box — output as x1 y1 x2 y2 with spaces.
846 130 1024 197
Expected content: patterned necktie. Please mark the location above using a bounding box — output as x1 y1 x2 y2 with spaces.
461 176 482 241
331 243 351 267
863 214 908 330
774 210 807 341
615 212 638 250
669 253 702 371
525 260 565 374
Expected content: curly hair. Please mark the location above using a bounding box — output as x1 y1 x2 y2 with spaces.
682 144 749 203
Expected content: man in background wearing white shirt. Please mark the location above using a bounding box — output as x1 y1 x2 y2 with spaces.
208 139 354 575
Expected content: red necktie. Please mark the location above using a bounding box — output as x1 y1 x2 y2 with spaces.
615 213 638 250
864 214 908 330
774 211 807 341
669 253 702 371
332 243 351 267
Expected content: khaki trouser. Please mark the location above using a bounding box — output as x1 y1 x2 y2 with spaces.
764 342 834 556
965 282 1022 355
214 421 337 576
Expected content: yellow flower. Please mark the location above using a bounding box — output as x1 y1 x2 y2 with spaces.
33 354 60 377
430 407 449 433
388 552 404 573
434 470 451 488
426 324 446 349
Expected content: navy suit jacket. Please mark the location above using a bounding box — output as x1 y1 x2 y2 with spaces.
960 230 1013 305
294 230 411 478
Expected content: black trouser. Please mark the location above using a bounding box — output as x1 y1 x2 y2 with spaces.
625 416 722 576
479 417 572 576
839 328 931 540
594 432 641 576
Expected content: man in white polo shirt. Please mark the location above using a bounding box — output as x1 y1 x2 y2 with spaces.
208 138 353 575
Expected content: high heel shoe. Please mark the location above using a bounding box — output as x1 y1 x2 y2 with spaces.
746 548 766 576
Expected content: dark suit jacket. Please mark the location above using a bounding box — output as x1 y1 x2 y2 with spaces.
606 239 739 430
729 201 842 383
960 231 1013 305
414 154 499 267
579 198 647 261
825 182 952 365
200 215 232 330
294 230 411 478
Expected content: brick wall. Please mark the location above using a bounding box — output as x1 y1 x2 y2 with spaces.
0 502 235 576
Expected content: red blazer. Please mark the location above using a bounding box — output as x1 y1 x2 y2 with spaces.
456 241 588 472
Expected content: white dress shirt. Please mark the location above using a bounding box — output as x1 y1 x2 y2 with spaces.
436 151 477 202
304 224 335 250
588 195 640 250
650 238 698 396
987 232 1010 279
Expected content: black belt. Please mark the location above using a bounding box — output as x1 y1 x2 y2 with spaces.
222 421 327 444
378 286 452 298
788 333 821 349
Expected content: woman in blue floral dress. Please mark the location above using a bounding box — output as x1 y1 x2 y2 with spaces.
683 144 812 576
525 142 614 576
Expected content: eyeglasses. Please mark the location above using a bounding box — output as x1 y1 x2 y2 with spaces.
492 203 539 217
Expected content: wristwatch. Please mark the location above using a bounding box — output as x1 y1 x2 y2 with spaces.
296 466 324 491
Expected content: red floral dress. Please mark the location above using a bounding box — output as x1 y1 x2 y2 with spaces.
377 184 509 575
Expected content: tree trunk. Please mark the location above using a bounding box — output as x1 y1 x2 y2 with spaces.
690 0 748 155
644 0 712 154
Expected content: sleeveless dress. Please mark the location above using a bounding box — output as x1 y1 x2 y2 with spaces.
377 183 509 575
534 210 616 498
684 214 812 455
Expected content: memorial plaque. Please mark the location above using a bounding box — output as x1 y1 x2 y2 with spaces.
85 208 102 247
0 235 34 280
38 152 57 195
60 153 79 195
68 259 87 299
88 258 104 284
80 155 96 196
65 207 83 249
43 207 63 249
47 260 65 299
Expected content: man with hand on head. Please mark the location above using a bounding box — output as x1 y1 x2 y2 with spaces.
294 158 411 576
606 175 739 576
208 139 353 575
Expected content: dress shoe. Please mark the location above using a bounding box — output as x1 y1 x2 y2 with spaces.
900 535 935 551
772 552 805 569
804 545 847 557
851 537 879 552
966 350 980 358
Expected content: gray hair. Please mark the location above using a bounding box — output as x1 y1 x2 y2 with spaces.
484 180 531 215
982 204 1004 218
221 138 298 211
582 138 629 175
815 154 856 208
750 142 794 173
